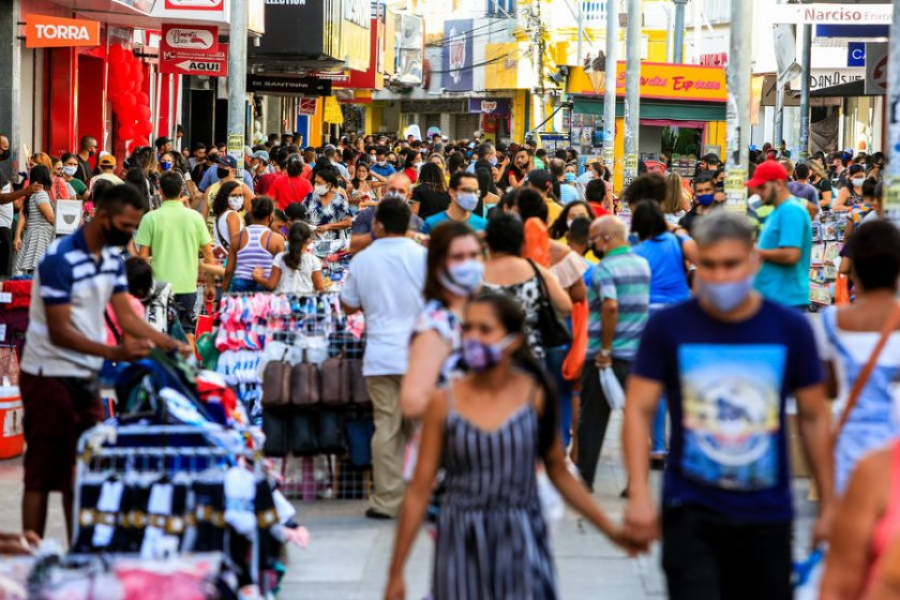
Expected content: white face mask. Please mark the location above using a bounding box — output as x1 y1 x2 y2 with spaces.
228 195 244 211
315 184 330 196
852 178 865 188
62 165 78 177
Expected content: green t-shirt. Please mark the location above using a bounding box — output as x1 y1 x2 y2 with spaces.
135 200 211 294
67 177 87 197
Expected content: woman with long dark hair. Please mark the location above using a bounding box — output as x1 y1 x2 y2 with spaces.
386 291 633 600
411 162 450 220
401 221 483 418
548 200 596 240
15 165 56 274
303 167 352 243
211 180 245 255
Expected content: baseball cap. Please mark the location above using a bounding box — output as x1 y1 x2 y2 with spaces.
746 160 788 188
254 150 270 163
526 169 555 190
218 155 238 169
99 153 117 167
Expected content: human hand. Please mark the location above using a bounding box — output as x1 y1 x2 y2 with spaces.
812 501 835 548
595 353 612 369
623 493 660 549
110 339 154 362
24 183 42 196
608 525 650 557
251 267 265 281
12 238 21 253
384 575 405 600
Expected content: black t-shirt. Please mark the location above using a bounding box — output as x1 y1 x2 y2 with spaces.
813 177 831 199
411 187 450 220
678 207 701 236
75 156 92 184
191 163 209 185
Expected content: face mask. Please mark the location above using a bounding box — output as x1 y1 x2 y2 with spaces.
216 167 230 179
280 226 289 237
696 275 753 313
63 165 78 176
161 162 172 171
565 172 576 183
440 260 484 296
462 335 514 373
88 149 95 157
228 196 244 211
0 148 9 161
314 184 330 196
489 156 498 166
697 193 715 207
852 178 865 187
104 219 133 247
456 191 479 211
377 160 386 166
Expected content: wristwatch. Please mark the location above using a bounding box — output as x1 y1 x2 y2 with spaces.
599 348 612 358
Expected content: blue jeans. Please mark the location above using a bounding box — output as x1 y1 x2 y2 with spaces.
544 345 573 448
230 278 263 293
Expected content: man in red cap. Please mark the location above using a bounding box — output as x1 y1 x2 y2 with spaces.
748 160 812 310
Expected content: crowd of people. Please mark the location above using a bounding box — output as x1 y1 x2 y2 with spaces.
1 125 899 599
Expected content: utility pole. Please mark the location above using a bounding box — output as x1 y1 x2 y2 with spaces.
724 0 752 211
534 0 547 135
773 0 785 151
226 0 248 175
577 0 584 65
624 0 641 189
798 17 812 159
603 0 617 178
673 0 688 64
886 0 900 225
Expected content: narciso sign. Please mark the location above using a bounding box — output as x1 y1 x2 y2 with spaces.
26 14 100 48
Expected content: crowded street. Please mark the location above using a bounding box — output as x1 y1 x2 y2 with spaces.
2 0 900 598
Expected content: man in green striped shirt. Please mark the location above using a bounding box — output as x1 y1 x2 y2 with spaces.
577 216 651 490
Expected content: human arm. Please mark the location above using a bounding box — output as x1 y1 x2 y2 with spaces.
833 187 851 211
35 196 53 226
13 205 25 252
796 381 836 545
536 263 573 315
864 528 900 600
221 231 240 293
400 330 452 418
820 450 887 600
110 292 186 353
199 242 224 277
253 265 282 291
339 265 361 315
819 188 833 208
46 302 153 361
0 183 39 205
311 269 327 292
385 392 446 599
680 237 699 265
757 247 801 265
622 375 665 549
595 298 619 368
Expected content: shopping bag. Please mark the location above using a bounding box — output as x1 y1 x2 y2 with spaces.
562 301 588 381
599 367 625 410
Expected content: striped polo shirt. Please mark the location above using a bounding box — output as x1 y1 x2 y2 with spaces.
587 245 651 360
22 228 127 378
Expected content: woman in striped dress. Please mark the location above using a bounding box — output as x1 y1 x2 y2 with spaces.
222 196 284 293
15 165 56 274
385 291 636 600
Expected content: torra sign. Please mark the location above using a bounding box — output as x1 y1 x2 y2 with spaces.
26 14 100 48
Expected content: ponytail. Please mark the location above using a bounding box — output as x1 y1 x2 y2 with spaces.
283 221 312 271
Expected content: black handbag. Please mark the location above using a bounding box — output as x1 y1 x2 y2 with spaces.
527 259 572 348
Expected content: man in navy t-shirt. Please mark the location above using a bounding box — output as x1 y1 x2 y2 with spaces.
621 211 835 600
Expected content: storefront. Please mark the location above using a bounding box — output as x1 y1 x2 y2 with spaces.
567 62 728 190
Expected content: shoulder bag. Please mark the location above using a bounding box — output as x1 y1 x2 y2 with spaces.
527 259 572 348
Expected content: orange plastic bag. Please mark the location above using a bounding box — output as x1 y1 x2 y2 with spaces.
523 217 551 267
562 301 589 381
834 274 851 306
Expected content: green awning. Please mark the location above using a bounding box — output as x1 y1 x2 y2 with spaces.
572 97 726 121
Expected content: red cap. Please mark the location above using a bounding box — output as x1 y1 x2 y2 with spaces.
746 160 788 188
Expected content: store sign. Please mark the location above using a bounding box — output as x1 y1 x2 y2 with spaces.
699 52 727 67
343 0 369 27
25 15 100 48
468 99 511 116
161 24 218 55
847 42 865 67
160 43 227 76
865 42 888 95
298 98 317 115
164 0 224 11
772 3 892 25
247 74 331 96
442 19 473 92
568 62 727 103
808 68 864 91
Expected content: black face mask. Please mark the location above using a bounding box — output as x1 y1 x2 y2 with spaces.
592 245 605 260
216 167 230 179
0 148 9 161
104 219 133 247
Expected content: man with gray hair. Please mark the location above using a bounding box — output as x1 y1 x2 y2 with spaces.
576 215 650 491
621 210 834 599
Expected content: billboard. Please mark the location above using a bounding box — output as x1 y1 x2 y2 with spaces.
395 13 424 86
442 19 473 92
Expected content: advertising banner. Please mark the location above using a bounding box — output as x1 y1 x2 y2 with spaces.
161 24 218 56
25 14 100 48
161 43 227 76
442 19 473 92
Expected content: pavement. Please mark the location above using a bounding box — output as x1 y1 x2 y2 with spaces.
0 414 818 599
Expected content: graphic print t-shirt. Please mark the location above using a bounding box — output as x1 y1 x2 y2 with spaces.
632 298 824 523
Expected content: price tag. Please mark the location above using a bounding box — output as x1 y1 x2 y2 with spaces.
0 293 12 304
724 168 748 212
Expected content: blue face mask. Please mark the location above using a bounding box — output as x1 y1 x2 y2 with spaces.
440 260 484 296
160 162 173 171
565 172 576 183
697 193 716 207
696 275 753 313
456 191 479 211
462 335 514 373
489 156 498 166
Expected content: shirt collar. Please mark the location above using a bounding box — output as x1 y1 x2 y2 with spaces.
161 199 182 208
72 227 89 252
606 245 630 257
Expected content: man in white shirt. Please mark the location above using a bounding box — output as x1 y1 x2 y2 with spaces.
341 197 427 519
